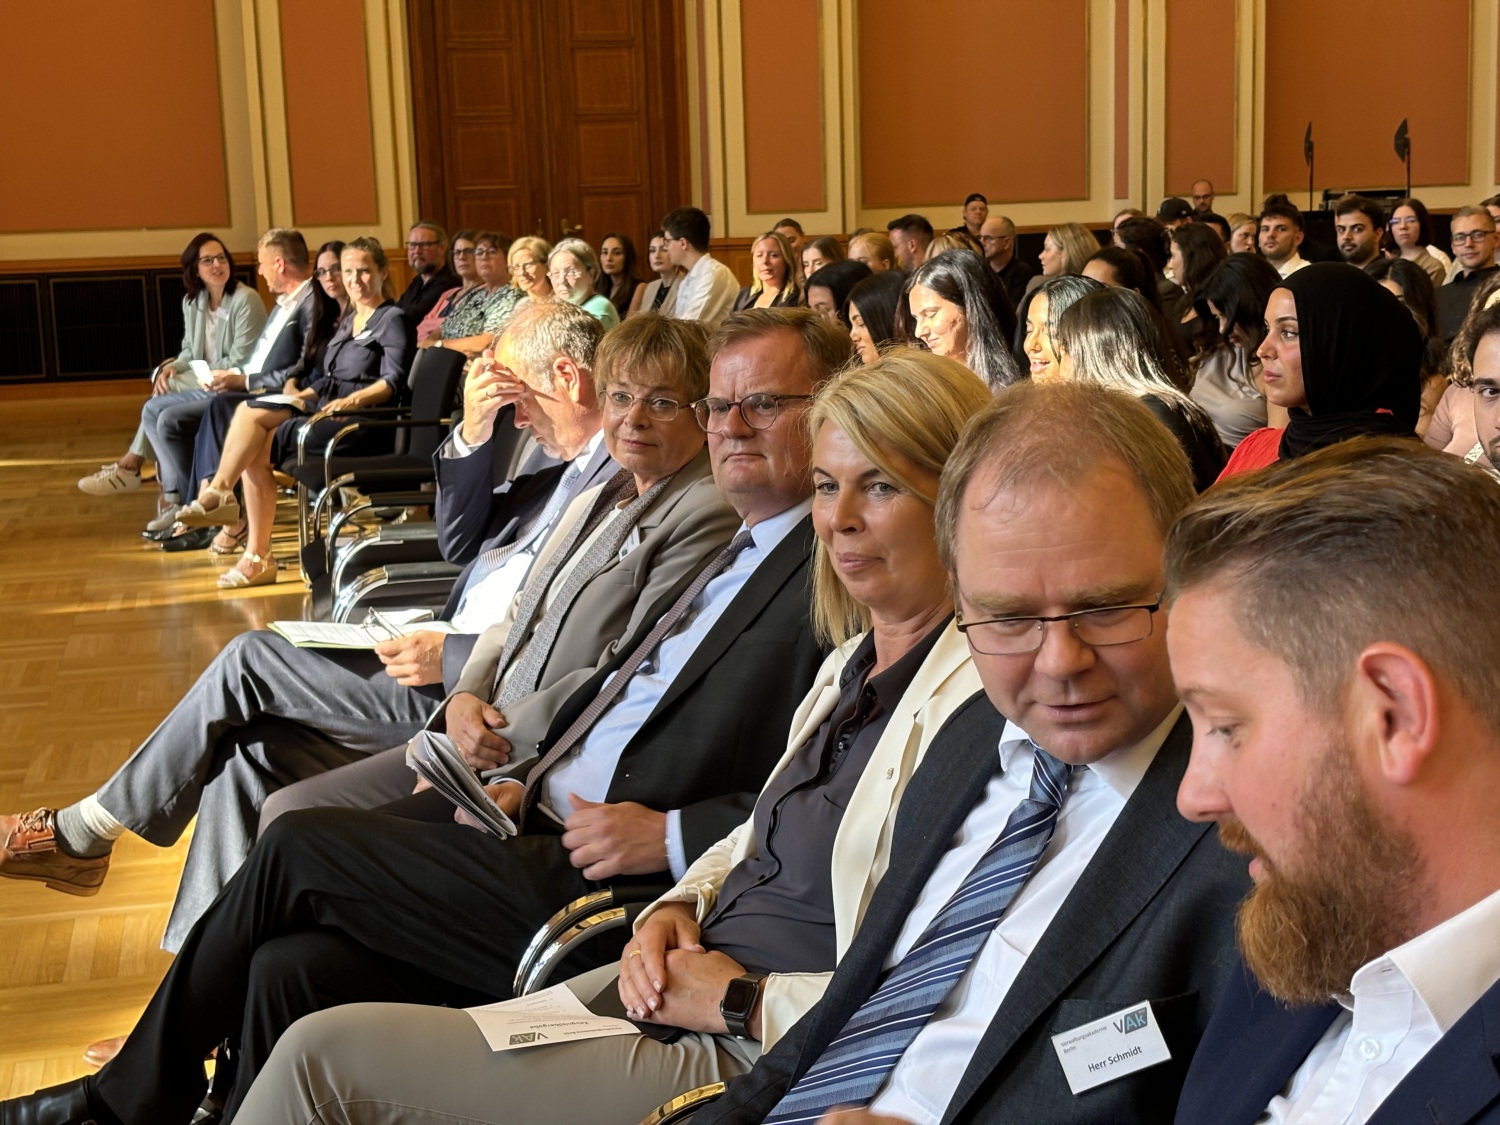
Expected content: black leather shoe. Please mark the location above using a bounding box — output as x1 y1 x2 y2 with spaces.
160 526 216 553
0 1079 102 1124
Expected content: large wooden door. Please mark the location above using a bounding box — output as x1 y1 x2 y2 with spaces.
408 0 688 248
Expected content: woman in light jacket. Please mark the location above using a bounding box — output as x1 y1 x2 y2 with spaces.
239 348 992 1124
79 232 266 496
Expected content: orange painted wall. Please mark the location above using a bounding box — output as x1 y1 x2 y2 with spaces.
0 2 229 233
858 0 1089 206
1115 0 1130 199
741 0 824 213
280 0 379 226
1263 0 1468 193
1163 0 1235 195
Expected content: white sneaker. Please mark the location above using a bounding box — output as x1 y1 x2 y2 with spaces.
77 464 142 495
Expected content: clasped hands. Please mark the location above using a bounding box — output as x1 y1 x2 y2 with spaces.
617 903 752 1036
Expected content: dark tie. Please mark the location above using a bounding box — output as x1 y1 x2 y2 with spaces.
517 528 756 828
763 746 1076 1124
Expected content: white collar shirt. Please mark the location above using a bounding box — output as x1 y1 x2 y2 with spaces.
1277 254 1311 279
669 252 739 326
1259 884 1500 1125
243 277 311 376
868 705 1180 1125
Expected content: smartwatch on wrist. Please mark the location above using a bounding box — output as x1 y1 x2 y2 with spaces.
720 972 767 1040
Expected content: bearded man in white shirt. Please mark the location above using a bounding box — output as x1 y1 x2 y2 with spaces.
1169 436 1500 1125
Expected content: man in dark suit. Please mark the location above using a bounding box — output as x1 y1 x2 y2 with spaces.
0 310 847 1125
696 382 1248 1125
1166 437 1500 1125
138 228 327 540
0 301 613 954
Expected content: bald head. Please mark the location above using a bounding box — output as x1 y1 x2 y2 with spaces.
979 215 1018 268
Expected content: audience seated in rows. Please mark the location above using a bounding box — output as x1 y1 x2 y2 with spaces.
78 232 267 499
428 229 528 356
412 228 478 343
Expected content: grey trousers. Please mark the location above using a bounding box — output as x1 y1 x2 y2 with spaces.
237 964 760 1124
257 744 417 833
142 386 214 497
95 630 443 951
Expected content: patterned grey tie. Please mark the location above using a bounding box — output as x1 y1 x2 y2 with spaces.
454 459 584 619
491 469 672 707
517 528 755 828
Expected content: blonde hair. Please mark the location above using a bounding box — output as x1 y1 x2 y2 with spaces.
1047 222 1101 276
848 231 896 270
507 235 553 272
808 347 992 644
747 230 802 303
593 314 712 404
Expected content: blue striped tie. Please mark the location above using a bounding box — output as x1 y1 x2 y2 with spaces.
764 746 1074 1124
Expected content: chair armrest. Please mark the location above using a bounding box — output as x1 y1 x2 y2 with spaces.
637 1084 728 1125
513 887 670 996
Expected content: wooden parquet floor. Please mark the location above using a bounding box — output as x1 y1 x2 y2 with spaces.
0 392 309 1095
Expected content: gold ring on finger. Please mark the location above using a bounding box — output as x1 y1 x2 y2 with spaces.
628 949 643 958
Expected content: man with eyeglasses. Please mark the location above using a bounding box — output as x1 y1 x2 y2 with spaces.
1 311 846 1125
397 219 459 326
1437 206 1500 341
979 214 1034 307
692 382 1247 1125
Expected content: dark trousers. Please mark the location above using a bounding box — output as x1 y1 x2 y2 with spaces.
90 796 594 1124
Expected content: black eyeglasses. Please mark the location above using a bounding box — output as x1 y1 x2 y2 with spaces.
692 393 814 433
956 594 1163 656
405 240 441 250
198 254 229 267
314 266 341 279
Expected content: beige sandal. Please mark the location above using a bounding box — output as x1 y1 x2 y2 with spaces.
217 552 278 589
178 485 242 527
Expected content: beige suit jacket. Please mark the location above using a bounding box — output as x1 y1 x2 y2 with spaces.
442 446 739 764
636 620 982 1048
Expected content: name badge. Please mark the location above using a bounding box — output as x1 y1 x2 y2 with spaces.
1050 1000 1171 1095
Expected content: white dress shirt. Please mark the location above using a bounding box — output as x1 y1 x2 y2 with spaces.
1259 884 1500 1125
668 253 739 327
540 498 811 878
240 277 311 377
868 706 1182 1125
448 431 603 634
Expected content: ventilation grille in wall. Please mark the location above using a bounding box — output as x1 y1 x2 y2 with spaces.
0 267 256 383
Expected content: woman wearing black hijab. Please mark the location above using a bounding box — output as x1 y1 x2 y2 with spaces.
1218 262 1424 478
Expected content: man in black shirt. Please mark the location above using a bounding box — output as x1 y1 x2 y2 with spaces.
980 214 1034 308
397 219 458 324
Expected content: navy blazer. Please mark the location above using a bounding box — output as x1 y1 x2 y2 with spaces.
700 705 1250 1125
311 302 415 404
246 281 322 393
1175 957 1500 1124
434 436 617 686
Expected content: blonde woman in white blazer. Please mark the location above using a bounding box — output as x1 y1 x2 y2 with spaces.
238 348 997 1125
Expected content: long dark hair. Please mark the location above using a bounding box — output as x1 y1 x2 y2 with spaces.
848 270 908 351
1365 256 1444 377
596 232 641 315
1171 223 1229 299
1194 252 1282 354
806 260 872 330
1011 274 1103 374
301 240 347 374
901 249 1020 387
180 232 239 301
1086 246 1164 314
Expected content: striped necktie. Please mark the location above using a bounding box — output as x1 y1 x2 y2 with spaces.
764 746 1075 1124
455 459 584 617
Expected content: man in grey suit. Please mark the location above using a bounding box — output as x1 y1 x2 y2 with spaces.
696 382 1248 1125
0 301 623 952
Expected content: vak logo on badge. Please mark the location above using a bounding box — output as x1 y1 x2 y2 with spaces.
1114 1006 1148 1034
1050 1000 1172 1095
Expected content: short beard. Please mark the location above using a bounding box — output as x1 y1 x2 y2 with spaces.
1217 744 1424 1006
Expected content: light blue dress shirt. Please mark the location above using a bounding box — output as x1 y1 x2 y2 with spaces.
542 497 813 877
